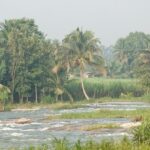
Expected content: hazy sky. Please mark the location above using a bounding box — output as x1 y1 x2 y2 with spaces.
0 0 150 46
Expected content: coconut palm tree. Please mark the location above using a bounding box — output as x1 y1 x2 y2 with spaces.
49 40 74 102
63 28 104 100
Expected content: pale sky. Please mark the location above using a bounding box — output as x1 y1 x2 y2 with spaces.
0 0 150 46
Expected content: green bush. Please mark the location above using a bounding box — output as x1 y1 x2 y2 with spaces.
41 96 55 104
133 119 150 145
52 138 69 150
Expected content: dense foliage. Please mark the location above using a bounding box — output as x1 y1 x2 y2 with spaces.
0 18 149 103
133 119 150 145
136 49 150 92
0 19 49 103
0 19 103 103
107 32 150 78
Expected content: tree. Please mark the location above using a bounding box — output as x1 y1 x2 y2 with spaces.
63 28 104 100
49 40 74 102
0 18 46 103
113 32 150 77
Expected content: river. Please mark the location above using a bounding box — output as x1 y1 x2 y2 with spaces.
0 101 149 149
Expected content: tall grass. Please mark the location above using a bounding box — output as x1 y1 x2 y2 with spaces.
47 109 150 120
11 137 150 150
133 119 150 145
64 78 144 100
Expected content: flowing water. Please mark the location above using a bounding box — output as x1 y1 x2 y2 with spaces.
0 102 150 149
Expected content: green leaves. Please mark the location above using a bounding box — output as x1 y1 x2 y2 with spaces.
113 32 150 78
63 28 104 100
0 18 47 103
136 49 150 91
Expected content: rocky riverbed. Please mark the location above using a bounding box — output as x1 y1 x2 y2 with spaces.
0 101 149 149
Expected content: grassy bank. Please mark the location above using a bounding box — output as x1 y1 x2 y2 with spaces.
9 138 150 150
80 123 119 131
47 109 150 120
4 93 149 111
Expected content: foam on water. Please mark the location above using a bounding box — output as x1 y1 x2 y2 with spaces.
39 127 49 131
11 132 23 137
1 127 15 131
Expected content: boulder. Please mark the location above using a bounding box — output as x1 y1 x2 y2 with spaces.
120 122 141 129
15 118 32 124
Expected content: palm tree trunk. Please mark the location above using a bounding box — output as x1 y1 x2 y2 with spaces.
65 89 74 103
80 69 89 100
11 77 15 103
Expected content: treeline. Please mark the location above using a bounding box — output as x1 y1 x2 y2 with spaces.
0 18 149 103
0 18 104 103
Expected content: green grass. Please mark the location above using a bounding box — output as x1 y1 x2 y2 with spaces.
47 109 150 120
80 123 119 131
6 92 150 111
9 137 150 150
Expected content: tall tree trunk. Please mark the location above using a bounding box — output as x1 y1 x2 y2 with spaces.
11 55 17 103
65 89 74 103
11 76 15 103
80 69 89 100
35 84 38 103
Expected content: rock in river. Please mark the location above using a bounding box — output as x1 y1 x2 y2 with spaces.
15 118 32 124
0 118 32 125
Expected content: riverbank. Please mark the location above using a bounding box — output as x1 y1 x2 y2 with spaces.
4 94 150 112
9 137 150 150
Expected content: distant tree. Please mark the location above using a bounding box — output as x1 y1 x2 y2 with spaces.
114 32 150 77
136 48 150 93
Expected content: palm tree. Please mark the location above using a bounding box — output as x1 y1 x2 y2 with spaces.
114 39 128 65
49 40 74 102
63 28 104 100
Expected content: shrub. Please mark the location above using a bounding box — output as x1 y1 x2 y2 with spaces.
52 138 69 150
133 119 150 145
42 96 55 104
